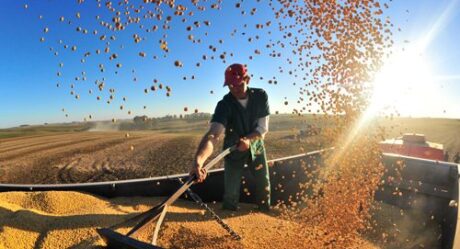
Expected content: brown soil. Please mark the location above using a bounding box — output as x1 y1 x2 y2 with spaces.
0 131 308 184
0 132 202 184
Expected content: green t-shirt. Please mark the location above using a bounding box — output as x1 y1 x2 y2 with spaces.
211 87 270 162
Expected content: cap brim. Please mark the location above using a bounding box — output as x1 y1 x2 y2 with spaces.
223 80 244 87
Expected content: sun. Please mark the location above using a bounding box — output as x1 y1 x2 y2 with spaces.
365 48 437 118
333 47 439 164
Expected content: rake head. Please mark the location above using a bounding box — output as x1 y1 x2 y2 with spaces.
97 228 163 249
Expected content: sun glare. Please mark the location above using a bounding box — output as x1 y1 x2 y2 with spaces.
365 48 437 118
331 48 438 167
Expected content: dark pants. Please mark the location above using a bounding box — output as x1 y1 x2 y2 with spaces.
222 151 271 210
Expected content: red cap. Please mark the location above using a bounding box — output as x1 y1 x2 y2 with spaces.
224 63 248 87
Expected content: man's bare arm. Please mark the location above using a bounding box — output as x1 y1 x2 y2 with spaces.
190 123 224 182
194 132 218 166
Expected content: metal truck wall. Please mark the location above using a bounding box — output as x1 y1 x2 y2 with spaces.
376 154 459 249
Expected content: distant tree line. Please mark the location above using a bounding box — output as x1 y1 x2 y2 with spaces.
149 112 211 121
119 113 211 130
182 112 212 120
118 115 156 130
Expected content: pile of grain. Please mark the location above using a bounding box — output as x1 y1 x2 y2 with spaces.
0 191 381 249
0 190 440 249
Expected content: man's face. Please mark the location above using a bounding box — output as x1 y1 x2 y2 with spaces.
228 79 248 99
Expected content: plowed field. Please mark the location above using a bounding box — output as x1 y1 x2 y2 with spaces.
0 132 203 184
0 131 311 184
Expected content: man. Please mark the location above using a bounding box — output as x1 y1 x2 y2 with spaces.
190 63 271 211
444 151 450 162
454 152 460 164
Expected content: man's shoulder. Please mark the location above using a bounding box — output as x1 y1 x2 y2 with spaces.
250 87 266 93
249 87 268 98
220 92 233 103
215 93 234 110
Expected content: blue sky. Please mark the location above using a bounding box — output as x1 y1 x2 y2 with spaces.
0 0 459 128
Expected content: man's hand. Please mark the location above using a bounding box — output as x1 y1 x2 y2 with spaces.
237 137 250 152
189 162 207 183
